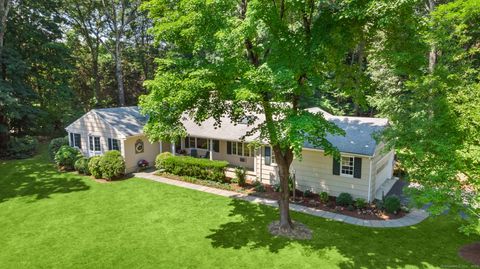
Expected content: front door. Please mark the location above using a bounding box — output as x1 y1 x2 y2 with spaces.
88 135 102 156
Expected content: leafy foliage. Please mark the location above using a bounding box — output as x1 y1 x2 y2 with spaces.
155 152 172 170
54 145 82 170
48 137 69 160
355 198 367 209
88 156 103 179
384 196 401 214
368 0 479 234
99 150 125 180
1 136 38 159
160 155 228 182
319 192 329 204
74 157 90 175
234 167 246 186
336 193 353 206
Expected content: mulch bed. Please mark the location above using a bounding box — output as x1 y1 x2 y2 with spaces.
268 220 313 240
459 242 480 265
252 188 406 220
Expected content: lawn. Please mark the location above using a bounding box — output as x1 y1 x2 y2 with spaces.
0 147 477 269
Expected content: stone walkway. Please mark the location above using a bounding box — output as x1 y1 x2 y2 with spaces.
134 171 429 228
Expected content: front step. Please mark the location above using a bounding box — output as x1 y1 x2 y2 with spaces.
375 177 399 200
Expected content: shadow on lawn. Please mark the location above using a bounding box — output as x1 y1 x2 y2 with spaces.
207 199 473 269
0 153 89 203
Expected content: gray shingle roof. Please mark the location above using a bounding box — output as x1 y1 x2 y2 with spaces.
93 106 147 137
88 106 388 156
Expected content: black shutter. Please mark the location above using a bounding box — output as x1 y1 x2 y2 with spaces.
354 157 362 178
227 141 231 154
213 140 219 152
332 158 340 175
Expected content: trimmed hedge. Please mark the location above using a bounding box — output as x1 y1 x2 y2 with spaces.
74 157 90 175
88 156 102 179
155 152 173 170
99 150 125 180
159 154 228 182
54 145 82 170
48 136 69 160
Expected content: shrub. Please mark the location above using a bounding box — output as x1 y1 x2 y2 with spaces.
162 155 228 182
273 183 281 192
54 145 82 170
336 192 353 206
48 136 69 160
99 150 125 180
234 167 246 186
303 189 314 198
254 181 265 192
2 136 38 159
88 156 102 179
74 157 90 175
355 198 367 209
319 192 329 203
155 152 172 170
384 195 401 214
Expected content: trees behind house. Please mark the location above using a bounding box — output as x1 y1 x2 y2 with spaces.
0 0 477 234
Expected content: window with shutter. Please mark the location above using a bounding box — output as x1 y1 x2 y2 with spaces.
227 141 231 154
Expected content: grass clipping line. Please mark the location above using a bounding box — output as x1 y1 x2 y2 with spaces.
268 221 313 240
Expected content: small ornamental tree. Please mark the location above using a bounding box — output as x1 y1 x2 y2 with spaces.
140 0 357 233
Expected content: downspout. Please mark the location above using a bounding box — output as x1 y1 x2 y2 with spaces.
367 156 373 202
259 147 263 183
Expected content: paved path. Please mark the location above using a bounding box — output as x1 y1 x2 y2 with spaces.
134 171 429 228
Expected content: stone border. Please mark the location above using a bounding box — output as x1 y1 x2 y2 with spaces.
134 172 429 228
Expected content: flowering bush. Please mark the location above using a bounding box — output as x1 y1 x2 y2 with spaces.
138 159 149 168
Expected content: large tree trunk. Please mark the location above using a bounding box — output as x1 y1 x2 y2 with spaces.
273 145 294 231
0 0 10 151
0 0 9 60
115 38 126 106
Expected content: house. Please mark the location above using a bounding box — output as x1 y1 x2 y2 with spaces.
65 106 396 202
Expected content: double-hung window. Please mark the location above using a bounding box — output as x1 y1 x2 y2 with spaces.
264 146 275 165
340 156 354 177
69 133 82 149
184 136 219 153
227 141 252 157
108 138 121 151
89 135 101 154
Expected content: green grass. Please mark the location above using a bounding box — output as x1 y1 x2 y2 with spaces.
0 146 477 269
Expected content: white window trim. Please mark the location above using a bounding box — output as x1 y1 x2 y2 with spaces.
230 141 252 157
88 135 102 156
264 145 276 165
108 138 121 151
70 133 81 149
340 156 355 178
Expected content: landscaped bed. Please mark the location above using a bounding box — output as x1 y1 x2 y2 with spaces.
156 171 407 221
0 146 478 268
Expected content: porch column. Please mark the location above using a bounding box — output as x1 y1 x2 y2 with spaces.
171 141 175 154
209 139 213 160
159 140 163 153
